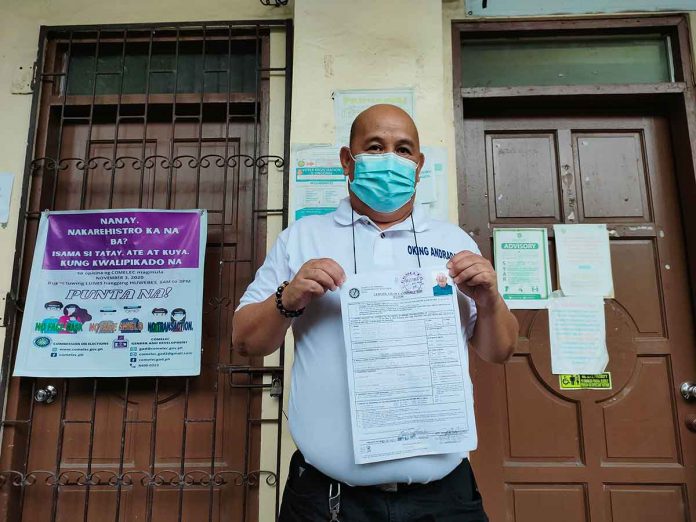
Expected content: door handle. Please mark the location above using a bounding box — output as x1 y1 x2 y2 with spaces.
681 382 696 401
34 385 57 404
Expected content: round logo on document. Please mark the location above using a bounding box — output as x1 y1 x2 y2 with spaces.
33 336 51 348
348 288 360 299
400 271 424 295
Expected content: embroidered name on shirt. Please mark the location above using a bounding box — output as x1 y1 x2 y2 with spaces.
407 245 455 260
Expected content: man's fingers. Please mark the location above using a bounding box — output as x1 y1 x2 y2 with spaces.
306 268 338 291
447 252 486 274
447 250 478 267
462 272 492 288
452 263 493 285
302 280 326 296
312 258 346 286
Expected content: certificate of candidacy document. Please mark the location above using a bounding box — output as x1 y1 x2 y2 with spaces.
340 268 477 464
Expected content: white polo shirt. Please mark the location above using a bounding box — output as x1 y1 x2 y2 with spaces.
238 198 480 486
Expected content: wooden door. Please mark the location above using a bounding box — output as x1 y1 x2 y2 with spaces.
0 113 266 522
461 115 696 522
0 24 292 522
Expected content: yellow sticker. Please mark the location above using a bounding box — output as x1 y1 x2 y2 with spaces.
559 373 612 390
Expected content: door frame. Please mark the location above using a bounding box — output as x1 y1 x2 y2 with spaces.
452 14 696 309
0 20 294 521
452 13 696 520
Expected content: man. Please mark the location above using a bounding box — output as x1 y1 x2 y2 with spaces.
433 272 454 296
233 104 518 521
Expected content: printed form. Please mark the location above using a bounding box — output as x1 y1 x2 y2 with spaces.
340 268 477 464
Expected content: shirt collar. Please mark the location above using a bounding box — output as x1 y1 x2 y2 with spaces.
332 197 430 232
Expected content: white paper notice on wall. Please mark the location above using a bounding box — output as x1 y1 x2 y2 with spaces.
548 295 608 375
333 88 414 147
494 228 552 309
0 172 14 225
418 146 448 221
290 144 347 221
553 224 614 298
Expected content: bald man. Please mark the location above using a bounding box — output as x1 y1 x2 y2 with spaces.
233 104 517 521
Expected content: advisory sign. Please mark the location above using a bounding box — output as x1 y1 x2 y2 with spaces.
14 209 207 377
493 228 551 309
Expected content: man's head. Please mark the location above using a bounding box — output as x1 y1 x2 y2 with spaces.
436 273 448 288
340 104 425 225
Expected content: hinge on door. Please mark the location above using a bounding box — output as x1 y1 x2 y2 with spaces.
270 377 283 398
30 61 39 92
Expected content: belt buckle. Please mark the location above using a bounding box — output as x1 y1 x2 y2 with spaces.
376 482 399 493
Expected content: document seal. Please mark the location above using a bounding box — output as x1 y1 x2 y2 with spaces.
400 271 424 295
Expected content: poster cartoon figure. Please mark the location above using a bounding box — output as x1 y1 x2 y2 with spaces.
58 304 92 334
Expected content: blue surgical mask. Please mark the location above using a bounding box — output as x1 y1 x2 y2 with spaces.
349 152 418 213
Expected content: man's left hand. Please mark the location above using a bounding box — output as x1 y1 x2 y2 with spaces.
447 250 500 311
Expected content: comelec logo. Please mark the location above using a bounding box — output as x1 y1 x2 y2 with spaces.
348 288 360 299
33 336 51 348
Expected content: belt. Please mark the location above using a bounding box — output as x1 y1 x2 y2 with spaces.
374 482 406 493
292 451 448 494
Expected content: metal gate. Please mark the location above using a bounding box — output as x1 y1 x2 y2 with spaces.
0 20 292 522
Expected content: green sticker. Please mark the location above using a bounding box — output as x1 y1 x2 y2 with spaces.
559 373 612 390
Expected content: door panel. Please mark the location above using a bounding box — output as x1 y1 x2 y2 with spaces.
486 133 562 222
510 484 589 522
605 485 687 522
573 133 651 221
461 115 696 522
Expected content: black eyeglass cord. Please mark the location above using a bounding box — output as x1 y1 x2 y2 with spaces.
351 208 421 275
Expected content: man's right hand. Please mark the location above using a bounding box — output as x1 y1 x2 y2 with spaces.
282 258 346 311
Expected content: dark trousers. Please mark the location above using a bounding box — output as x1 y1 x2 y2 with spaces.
278 451 489 522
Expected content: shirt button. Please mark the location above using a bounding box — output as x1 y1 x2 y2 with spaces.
380 232 385 239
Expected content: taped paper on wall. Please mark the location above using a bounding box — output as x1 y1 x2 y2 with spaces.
290 144 347 221
418 146 449 221
559 373 612 390
493 228 552 309
554 224 614 297
548 295 608 375
333 88 414 147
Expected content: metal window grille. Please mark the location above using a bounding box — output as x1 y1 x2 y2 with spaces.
0 20 292 522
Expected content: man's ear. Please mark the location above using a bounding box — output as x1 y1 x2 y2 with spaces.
415 152 425 184
340 146 354 181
